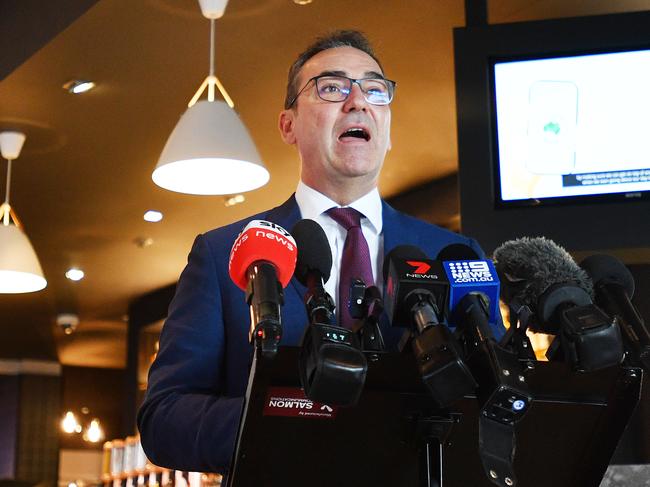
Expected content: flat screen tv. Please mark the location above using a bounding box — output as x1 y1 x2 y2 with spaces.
494 49 650 205
454 10 650 252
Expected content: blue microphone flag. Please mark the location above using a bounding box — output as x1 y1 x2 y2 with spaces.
442 260 501 327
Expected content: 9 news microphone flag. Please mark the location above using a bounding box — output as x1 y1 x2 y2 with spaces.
442 259 501 328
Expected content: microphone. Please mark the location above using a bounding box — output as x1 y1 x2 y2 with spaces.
383 245 447 331
438 244 531 487
291 219 367 407
291 218 335 325
493 237 623 372
228 220 297 356
436 243 480 261
437 243 532 358
436 244 501 332
437 244 531 422
383 245 477 407
581 254 650 371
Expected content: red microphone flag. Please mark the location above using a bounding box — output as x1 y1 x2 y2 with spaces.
228 220 297 290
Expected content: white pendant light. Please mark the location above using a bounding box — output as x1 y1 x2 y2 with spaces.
152 0 269 195
0 131 47 294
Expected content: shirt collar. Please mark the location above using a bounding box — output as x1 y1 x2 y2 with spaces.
295 180 383 234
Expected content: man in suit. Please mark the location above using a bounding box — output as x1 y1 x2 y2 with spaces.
138 30 497 474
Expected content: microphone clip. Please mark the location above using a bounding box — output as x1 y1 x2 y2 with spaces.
348 278 386 352
299 323 367 407
498 301 536 361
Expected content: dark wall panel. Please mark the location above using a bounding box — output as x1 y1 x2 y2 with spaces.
15 375 60 487
0 375 19 478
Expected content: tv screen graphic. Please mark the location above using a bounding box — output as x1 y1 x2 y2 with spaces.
493 49 650 204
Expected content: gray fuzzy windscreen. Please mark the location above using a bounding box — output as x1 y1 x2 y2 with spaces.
492 236 593 311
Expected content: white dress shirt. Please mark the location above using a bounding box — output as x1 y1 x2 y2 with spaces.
294 181 384 309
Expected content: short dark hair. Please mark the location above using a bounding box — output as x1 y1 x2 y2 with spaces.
284 30 384 110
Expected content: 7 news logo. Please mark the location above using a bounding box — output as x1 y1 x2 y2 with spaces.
406 261 431 274
447 261 495 283
405 260 438 279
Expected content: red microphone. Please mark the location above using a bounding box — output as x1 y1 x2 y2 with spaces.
228 220 297 355
229 220 297 289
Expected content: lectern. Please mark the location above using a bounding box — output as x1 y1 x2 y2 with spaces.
227 347 641 487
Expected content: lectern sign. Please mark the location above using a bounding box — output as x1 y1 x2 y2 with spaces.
263 387 337 419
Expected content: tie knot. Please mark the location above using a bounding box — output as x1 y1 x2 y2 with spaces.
327 207 364 231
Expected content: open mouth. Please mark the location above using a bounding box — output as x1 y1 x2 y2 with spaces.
339 127 370 141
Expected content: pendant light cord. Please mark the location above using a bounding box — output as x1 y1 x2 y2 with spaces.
187 15 234 109
1 158 12 225
4 159 11 206
209 18 215 77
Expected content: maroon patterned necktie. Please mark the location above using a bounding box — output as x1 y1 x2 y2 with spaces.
327 207 374 328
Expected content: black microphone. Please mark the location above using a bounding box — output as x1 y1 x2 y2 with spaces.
383 245 447 331
493 237 623 372
383 245 477 407
292 218 335 325
581 254 650 371
348 280 386 351
292 219 367 406
436 243 480 261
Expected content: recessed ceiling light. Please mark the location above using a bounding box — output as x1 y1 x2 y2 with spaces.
62 80 96 94
143 210 163 222
224 194 245 207
134 237 154 248
293 0 313 4
65 268 85 281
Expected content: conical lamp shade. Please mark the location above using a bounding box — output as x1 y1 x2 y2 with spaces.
152 100 270 195
0 224 47 293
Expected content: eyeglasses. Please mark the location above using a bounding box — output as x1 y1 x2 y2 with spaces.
287 75 396 108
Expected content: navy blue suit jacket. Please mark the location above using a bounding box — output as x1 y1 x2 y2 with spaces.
138 195 499 473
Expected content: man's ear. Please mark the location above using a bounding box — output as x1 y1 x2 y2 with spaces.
278 110 296 145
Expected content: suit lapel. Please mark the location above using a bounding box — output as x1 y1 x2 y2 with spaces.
262 194 307 302
263 194 302 229
382 200 416 254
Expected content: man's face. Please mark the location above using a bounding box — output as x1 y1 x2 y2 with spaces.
279 46 392 195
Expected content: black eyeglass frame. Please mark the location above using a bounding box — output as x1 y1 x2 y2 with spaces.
286 75 397 108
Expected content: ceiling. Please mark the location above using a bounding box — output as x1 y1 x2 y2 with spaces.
1 0 649 368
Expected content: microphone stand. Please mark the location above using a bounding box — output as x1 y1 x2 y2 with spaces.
499 300 537 361
349 281 448 487
415 414 457 487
